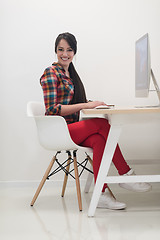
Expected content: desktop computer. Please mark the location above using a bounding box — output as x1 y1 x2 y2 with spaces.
135 33 160 107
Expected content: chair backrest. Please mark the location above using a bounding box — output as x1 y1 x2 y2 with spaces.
27 101 79 151
27 101 45 117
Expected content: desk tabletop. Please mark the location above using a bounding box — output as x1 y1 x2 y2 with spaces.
82 106 160 115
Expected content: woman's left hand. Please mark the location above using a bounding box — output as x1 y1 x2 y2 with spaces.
85 101 107 109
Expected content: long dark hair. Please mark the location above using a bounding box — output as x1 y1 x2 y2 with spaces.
55 32 87 104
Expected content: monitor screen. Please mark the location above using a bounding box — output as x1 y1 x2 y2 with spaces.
135 33 151 97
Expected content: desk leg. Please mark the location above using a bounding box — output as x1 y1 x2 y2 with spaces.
88 125 122 217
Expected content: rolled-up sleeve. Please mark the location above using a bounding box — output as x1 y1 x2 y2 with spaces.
40 68 61 115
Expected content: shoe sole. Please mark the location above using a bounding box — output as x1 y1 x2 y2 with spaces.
97 204 126 210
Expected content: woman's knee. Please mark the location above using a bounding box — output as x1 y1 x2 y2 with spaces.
92 118 110 137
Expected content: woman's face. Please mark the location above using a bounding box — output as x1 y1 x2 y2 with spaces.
56 39 74 70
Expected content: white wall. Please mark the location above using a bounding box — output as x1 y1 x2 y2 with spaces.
0 0 160 182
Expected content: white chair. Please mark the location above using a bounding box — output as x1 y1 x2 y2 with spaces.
27 101 93 211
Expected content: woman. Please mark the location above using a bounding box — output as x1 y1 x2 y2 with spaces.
40 32 151 210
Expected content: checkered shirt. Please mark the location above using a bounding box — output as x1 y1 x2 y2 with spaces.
40 62 79 124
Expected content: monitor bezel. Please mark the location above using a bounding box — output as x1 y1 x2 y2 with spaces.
135 33 151 98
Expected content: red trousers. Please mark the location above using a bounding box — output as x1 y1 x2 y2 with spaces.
68 118 130 192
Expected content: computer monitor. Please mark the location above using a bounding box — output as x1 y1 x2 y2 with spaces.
135 33 160 106
135 33 150 97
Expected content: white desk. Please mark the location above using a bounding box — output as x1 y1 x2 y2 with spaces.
82 106 160 217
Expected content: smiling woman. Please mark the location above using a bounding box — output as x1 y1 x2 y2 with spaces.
40 32 151 211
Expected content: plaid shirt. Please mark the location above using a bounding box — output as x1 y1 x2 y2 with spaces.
40 62 79 124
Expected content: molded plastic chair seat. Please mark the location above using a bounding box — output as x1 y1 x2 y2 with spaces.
27 101 93 211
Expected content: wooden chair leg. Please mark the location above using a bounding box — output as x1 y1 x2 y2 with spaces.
30 155 56 206
87 154 93 166
61 158 71 197
73 151 82 211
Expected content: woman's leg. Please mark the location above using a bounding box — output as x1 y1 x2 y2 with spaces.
68 118 130 176
68 118 151 199
80 133 108 192
68 118 110 144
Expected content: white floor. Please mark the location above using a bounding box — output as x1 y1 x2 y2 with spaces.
0 182 160 240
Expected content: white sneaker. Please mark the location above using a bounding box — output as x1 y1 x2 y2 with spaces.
119 169 152 192
97 189 126 210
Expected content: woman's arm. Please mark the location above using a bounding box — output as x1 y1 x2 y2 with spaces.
61 101 107 116
40 67 107 116
40 68 62 115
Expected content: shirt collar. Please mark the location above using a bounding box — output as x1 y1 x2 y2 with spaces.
52 62 65 72
52 62 73 81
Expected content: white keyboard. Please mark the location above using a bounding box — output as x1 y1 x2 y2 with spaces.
95 105 115 109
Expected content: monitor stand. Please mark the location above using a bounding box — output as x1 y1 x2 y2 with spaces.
135 69 160 108
151 69 160 106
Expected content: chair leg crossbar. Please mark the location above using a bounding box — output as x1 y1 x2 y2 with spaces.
30 150 93 211
47 151 93 180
